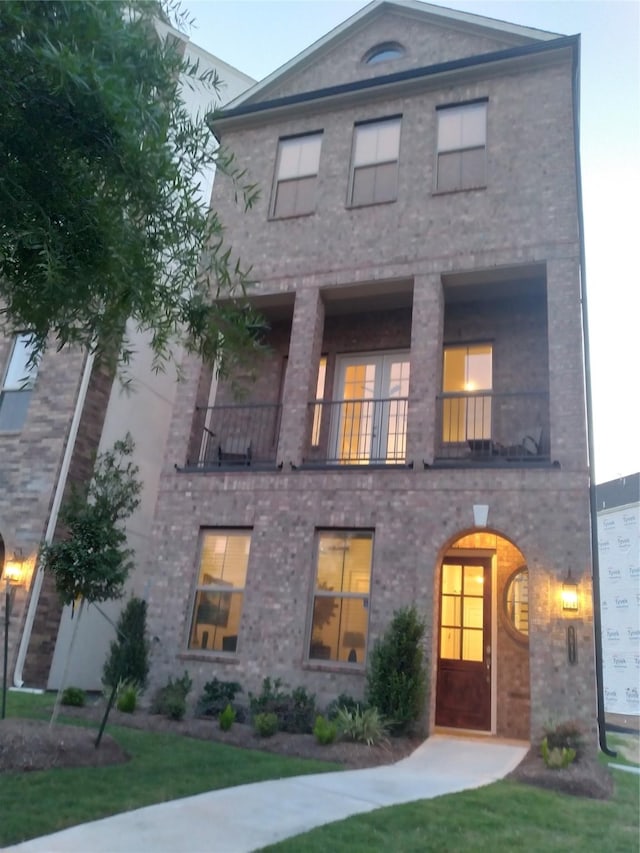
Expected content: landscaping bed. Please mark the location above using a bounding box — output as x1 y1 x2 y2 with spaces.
508 747 615 800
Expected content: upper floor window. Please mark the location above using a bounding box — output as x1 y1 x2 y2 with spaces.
363 42 405 64
0 333 38 432
436 101 487 192
188 530 251 654
349 117 401 207
272 132 323 218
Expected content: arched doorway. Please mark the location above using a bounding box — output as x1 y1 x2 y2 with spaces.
434 530 530 740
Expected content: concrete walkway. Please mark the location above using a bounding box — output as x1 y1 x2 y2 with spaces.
7 735 528 853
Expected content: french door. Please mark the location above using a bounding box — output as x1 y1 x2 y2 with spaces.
332 352 409 464
436 558 492 731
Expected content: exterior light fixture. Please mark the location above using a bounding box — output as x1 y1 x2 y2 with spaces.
2 548 26 720
561 570 579 612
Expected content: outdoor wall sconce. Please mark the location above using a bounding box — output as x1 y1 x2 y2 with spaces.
2 548 26 720
561 570 579 612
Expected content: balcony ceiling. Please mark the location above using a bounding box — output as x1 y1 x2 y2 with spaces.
442 263 546 303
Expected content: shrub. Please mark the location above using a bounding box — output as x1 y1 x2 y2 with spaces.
325 693 363 720
366 606 426 735
61 686 85 707
249 678 316 734
253 712 278 738
196 677 245 722
543 720 585 759
219 703 236 731
313 714 338 745
150 671 192 720
116 682 139 713
541 737 577 769
102 597 150 691
335 706 387 746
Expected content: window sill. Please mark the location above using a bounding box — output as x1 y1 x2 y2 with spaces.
346 197 397 210
432 184 487 196
178 650 241 665
302 660 367 675
268 210 316 221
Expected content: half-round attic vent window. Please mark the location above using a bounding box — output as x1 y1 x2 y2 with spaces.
363 42 406 65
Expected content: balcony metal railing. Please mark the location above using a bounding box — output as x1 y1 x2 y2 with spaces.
435 391 550 462
304 397 409 465
190 404 282 468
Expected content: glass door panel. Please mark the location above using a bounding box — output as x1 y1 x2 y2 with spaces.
442 344 492 443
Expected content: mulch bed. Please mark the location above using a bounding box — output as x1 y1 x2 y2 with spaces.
0 702 621 801
507 747 615 800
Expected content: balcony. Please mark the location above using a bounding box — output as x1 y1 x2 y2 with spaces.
434 391 550 465
189 404 282 470
303 397 409 466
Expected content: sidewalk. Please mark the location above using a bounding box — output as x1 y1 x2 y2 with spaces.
6 735 528 853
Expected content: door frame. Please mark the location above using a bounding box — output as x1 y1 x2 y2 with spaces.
434 548 497 734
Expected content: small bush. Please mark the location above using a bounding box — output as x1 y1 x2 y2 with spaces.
313 714 338 745
219 703 236 731
116 682 138 713
150 671 192 720
543 720 584 759
102 597 150 691
336 706 388 746
325 693 363 720
366 606 426 735
61 687 86 707
196 677 245 722
541 737 577 769
249 678 316 734
253 712 278 738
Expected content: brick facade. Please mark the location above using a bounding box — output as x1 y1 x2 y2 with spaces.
142 6 596 743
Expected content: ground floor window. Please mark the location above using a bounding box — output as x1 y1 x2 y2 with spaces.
309 530 372 664
188 530 251 653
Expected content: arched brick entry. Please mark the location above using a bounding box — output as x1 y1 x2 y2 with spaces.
433 530 530 740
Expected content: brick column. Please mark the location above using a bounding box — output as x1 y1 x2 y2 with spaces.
546 257 588 471
277 287 325 466
407 274 444 465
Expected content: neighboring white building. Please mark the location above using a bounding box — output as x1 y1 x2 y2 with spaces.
597 472 640 729
45 29 254 690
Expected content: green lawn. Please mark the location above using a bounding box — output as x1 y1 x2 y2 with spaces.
263 763 639 853
0 691 340 847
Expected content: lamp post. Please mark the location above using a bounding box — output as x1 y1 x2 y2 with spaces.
2 550 25 720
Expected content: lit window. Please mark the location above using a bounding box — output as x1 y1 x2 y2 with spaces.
309 531 372 664
436 102 487 192
442 344 492 443
350 117 401 207
311 356 327 446
363 42 405 64
0 333 38 432
188 530 251 653
272 133 323 218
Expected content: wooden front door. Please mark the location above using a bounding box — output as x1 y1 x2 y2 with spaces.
436 558 492 731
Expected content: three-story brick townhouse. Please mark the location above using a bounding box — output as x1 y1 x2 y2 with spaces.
144 0 597 743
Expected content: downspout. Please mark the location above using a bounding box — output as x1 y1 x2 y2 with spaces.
571 35 615 756
13 350 95 688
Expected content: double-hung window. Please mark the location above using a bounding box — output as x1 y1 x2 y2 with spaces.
272 132 323 218
309 530 373 664
436 101 487 192
188 530 251 653
0 333 38 432
350 117 401 206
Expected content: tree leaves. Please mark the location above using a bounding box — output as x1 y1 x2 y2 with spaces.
0 0 263 374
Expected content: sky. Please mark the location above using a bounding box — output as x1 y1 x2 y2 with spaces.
181 0 640 485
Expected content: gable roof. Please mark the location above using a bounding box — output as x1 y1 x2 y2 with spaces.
225 0 564 111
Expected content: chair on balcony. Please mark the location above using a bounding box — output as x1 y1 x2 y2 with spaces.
505 426 543 460
218 436 252 466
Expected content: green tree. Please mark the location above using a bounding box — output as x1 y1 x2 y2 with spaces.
41 434 142 605
0 0 262 373
102 596 150 691
366 606 426 735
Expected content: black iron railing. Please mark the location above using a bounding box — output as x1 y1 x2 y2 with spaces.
435 391 550 462
191 404 282 468
304 397 409 465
